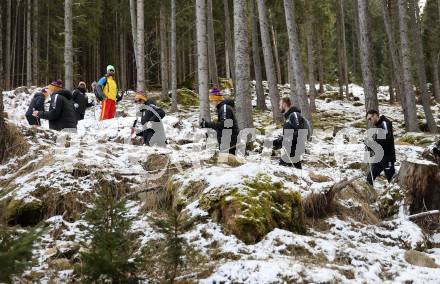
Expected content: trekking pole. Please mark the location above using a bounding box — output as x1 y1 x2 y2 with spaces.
368 162 375 189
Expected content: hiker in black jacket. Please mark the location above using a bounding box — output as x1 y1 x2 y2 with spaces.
365 109 396 186
32 80 78 131
273 97 308 169
131 92 166 146
200 89 239 155
25 88 49 126
72 81 94 121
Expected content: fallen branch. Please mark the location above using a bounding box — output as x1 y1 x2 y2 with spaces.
122 185 163 200
326 174 363 199
407 210 440 220
304 174 363 218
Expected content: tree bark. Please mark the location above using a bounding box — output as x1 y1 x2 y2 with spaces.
317 34 324 93
130 0 139 70
356 0 378 112
256 0 282 122
160 2 169 99
223 0 235 82
5 0 11 90
207 0 219 87
408 0 438 133
397 0 419 132
251 0 266 111
26 0 32 87
196 0 210 122
305 0 316 111
64 0 73 90
0 3 3 87
340 0 349 97
170 0 178 111
283 0 311 122
430 51 440 103
399 159 440 214
234 0 253 129
271 24 282 84
32 0 39 85
381 1 404 105
136 0 145 91
336 3 344 99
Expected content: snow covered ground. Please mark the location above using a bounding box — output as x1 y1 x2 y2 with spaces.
1 83 440 283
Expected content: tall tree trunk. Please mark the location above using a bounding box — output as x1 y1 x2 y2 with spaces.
251 0 266 110
305 0 316 111
207 0 219 87
317 33 324 93
136 0 145 91
64 0 73 90
32 0 39 85
397 0 419 132
170 0 177 111
381 0 404 107
26 0 32 87
223 0 235 82
389 75 395 104
11 1 19 88
356 0 378 112
234 0 253 129
130 0 138 69
5 0 11 90
408 0 438 133
196 0 210 122
336 0 344 98
0 3 3 87
119 32 127 90
283 0 311 122
339 0 349 96
160 2 169 99
271 24 282 84
431 51 440 103
256 0 282 122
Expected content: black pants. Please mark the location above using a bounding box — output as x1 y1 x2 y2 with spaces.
279 159 302 169
26 115 40 126
366 162 395 186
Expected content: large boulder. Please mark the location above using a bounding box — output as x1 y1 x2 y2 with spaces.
199 174 305 244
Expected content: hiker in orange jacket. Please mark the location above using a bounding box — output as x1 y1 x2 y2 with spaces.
96 65 118 120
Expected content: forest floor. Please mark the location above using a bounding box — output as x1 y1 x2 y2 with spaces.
1 83 440 283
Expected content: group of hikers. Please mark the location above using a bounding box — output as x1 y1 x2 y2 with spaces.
24 65 397 187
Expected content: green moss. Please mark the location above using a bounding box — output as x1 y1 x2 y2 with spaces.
397 133 438 146
375 186 404 219
199 174 305 244
351 120 367 129
318 91 340 101
177 88 199 106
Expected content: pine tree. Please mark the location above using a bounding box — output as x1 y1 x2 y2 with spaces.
0 226 40 283
150 208 193 283
79 178 140 283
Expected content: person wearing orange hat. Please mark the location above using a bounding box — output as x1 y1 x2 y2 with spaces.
97 65 118 120
200 89 239 154
32 80 78 131
25 88 50 126
131 91 166 146
72 81 94 121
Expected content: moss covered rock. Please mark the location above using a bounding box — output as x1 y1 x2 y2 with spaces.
199 174 305 244
177 88 199 106
397 133 439 146
1 198 43 226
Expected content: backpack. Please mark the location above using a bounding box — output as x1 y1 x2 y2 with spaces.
287 111 305 130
